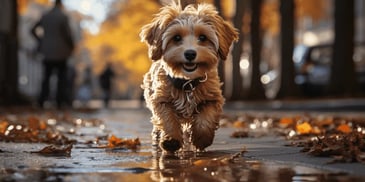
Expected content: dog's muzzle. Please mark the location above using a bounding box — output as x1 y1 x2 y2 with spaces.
183 50 198 72
183 63 198 72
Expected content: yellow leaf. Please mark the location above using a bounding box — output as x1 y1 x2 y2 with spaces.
296 122 312 134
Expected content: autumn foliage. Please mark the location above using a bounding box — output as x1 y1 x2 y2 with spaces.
84 1 160 97
227 113 365 163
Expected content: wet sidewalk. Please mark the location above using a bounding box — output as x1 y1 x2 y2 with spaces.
1 100 365 181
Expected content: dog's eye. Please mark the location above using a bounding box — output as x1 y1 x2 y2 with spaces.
173 35 182 42
198 35 207 42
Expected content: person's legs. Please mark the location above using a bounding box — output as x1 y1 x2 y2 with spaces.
38 61 53 107
103 89 110 108
55 61 68 108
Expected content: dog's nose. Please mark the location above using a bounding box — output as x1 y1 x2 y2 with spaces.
184 50 197 61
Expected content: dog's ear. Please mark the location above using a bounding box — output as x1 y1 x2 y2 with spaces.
140 4 181 61
140 21 163 61
197 4 239 61
216 20 239 61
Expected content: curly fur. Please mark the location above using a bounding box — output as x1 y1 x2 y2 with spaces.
140 3 238 152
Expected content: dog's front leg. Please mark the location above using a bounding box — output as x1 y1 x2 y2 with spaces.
152 102 183 152
191 101 222 151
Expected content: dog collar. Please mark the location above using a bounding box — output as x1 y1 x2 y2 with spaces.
167 73 207 92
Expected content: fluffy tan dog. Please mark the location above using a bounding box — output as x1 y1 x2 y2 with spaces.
140 3 238 152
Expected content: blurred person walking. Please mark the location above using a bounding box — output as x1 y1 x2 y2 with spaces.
99 63 115 108
31 0 74 108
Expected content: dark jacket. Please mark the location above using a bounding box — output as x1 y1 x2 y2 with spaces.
31 7 74 60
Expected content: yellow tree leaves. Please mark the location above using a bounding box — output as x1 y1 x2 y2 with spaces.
261 0 280 36
296 0 329 22
17 0 51 15
84 0 160 97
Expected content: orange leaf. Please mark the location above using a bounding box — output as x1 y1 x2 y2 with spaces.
39 121 47 130
296 122 312 134
0 121 9 133
279 117 294 128
336 124 352 134
107 135 141 149
28 116 40 130
233 121 246 128
280 117 293 124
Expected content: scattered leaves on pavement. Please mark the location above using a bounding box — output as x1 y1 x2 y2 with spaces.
0 109 142 155
299 132 365 163
223 113 365 163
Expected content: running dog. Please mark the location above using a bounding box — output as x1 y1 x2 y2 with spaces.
140 3 238 152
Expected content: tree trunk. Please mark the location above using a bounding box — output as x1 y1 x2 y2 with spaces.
230 0 246 100
0 0 24 105
245 0 266 100
328 0 358 96
275 0 299 99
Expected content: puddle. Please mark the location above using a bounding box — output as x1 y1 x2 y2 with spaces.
1 149 364 182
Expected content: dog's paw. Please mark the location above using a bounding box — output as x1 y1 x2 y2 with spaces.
192 133 214 151
161 139 181 152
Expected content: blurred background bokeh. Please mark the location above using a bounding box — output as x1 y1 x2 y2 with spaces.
0 0 364 107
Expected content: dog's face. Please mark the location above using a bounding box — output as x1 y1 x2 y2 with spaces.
140 3 238 79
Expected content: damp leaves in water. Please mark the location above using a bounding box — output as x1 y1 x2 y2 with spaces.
98 134 141 150
31 144 73 157
194 149 247 167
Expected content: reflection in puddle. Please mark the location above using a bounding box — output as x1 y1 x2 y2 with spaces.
109 150 363 182
1 149 364 182
147 150 357 182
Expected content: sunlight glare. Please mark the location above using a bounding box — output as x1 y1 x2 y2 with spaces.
63 0 115 34
80 0 91 14
239 57 249 70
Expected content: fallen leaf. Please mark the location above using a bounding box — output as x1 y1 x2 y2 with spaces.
280 117 294 125
0 121 8 133
337 124 352 134
28 116 40 131
296 122 312 134
104 135 141 150
233 121 246 128
231 131 249 138
31 144 73 157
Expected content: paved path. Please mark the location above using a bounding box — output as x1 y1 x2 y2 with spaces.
1 104 365 181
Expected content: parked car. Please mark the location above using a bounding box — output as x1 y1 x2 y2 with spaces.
261 43 365 97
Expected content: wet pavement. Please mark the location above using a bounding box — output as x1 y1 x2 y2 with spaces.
1 100 365 181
